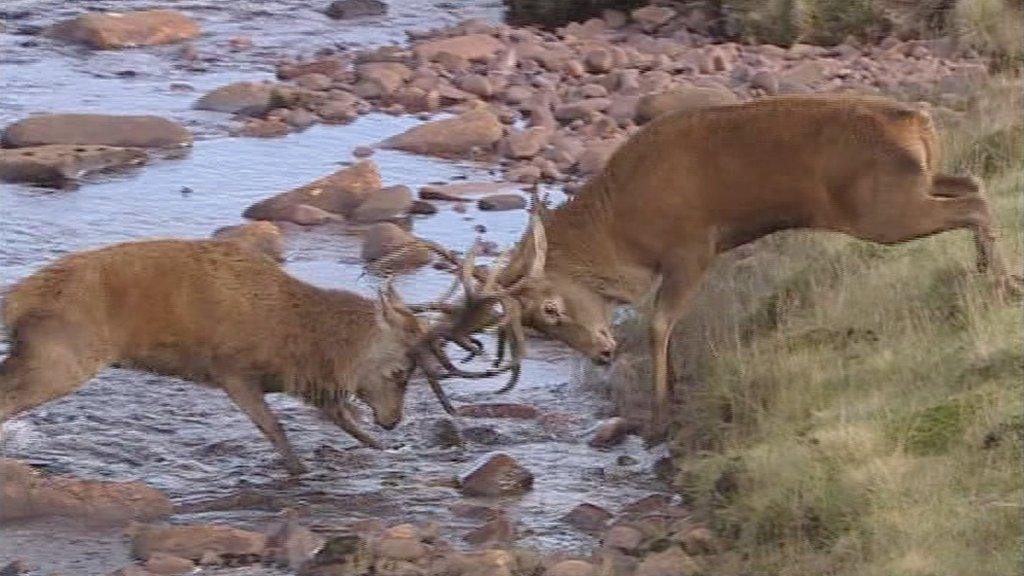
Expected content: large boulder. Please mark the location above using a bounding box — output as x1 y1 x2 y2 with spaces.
2 114 192 149
360 223 431 270
350 184 413 223
325 0 387 19
413 34 505 62
243 160 381 221
46 10 200 49
130 523 267 562
194 82 275 116
458 452 534 497
635 87 738 124
0 459 171 525
381 108 502 156
0 144 148 187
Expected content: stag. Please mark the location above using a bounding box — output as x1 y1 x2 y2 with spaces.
0 238 516 474
472 95 1018 437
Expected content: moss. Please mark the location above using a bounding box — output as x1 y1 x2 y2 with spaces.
888 397 979 455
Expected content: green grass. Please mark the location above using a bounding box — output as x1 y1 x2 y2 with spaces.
605 79 1022 574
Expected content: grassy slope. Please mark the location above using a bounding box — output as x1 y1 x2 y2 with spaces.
654 80 1022 575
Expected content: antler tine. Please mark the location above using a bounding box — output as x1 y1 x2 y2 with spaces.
415 351 456 415
489 294 526 393
460 241 481 299
503 213 547 294
483 249 511 294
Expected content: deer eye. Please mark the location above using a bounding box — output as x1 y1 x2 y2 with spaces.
542 300 562 322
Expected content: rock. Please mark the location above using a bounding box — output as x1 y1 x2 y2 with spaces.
409 199 438 215
131 523 266 561
361 223 431 269
679 527 717 556
376 537 426 561
414 34 505 62
3 114 192 149
450 503 500 520
108 566 155 576
393 87 440 113
353 145 375 158
576 139 621 175
635 547 701 576
561 503 612 534
234 118 291 138
636 87 738 124
351 184 413 222
46 10 199 49
749 70 779 95
325 0 387 19
502 85 534 105
144 553 194 575
464 513 516 545
588 417 638 448
631 6 675 31
419 181 518 200
281 108 319 129
502 126 550 159
195 82 275 116
278 57 344 80
211 221 284 261
244 160 381 220
277 204 344 226
508 163 541 183
0 144 148 187
458 74 494 98
478 193 525 211
554 98 611 122
0 561 29 576
0 459 171 525
294 72 332 91
584 48 613 74
265 510 326 570
547 559 596 576
426 418 463 448
458 452 534 497
456 403 540 419
382 108 502 156
602 524 643 554
621 494 673 516
780 60 828 86
356 62 411 97
301 534 373 575
319 98 359 124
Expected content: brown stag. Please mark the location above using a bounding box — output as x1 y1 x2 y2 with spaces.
472 95 1018 437
0 238 516 474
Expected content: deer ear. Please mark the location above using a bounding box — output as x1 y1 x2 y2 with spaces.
377 280 408 327
524 212 547 279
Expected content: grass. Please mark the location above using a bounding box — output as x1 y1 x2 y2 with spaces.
602 78 1022 575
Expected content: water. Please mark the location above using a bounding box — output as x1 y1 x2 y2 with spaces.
0 2 671 573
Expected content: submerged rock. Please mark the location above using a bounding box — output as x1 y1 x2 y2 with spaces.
458 452 534 497
194 81 275 115
2 114 192 149
46 9 200 49
0 144 147 187
381 108 503 157
351 185 413 223
325 0 387 19
361 223 431 270
0 459 172 525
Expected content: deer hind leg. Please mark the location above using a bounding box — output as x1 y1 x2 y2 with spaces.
646 246 713 442
219 376 307 475
1 315 106 423
931 174 1013 283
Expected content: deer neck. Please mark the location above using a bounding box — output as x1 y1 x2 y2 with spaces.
545 179 655 305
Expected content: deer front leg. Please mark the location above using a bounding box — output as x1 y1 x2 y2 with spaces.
319 401 384 450
221 376 307 475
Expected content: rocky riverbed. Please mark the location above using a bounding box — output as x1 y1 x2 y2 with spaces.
0 1 999 575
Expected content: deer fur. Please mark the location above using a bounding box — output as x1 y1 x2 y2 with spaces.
490 95 1016 436
0 238 459 474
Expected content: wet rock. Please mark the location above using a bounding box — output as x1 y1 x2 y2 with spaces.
588 417 638 448
450 503 500 520
583 48 613 74
502 85 534 105
319 97 360 124
131 523 266 561
621 494 673 517
212 221 284 261
353 145 375 158
381 108 502 156
3 114 192 149
414 34 505 62
459 452 534 497
351 184 413 222
636 87 737 124
780 60 828 86
576 139 621 175
234 118 291 138
508 163 541 184
0 144 148 187
326 0 387 19
631 5 675 31
456 403 540 419
409 199 438 215
547 559 596 576
279 108 320 129
0 459 171 525
419 181 517 201
478 193 525 211
356 62 411 97
427 418 464 448
0 561 29 576
108 567 155 576
561 503 612 534
143 553 194 575
46 9 200 49
361 223 431 270
245 160 381 220
749 70 779 95
602 524 643 554
278 57 345 80
301 534 373 576
461 425 506 445
294 72 333 91
464 513 516 545
554 98 611 122
376 537 426 561
195 82 275 115
635 547 702 576
458 74 494 99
